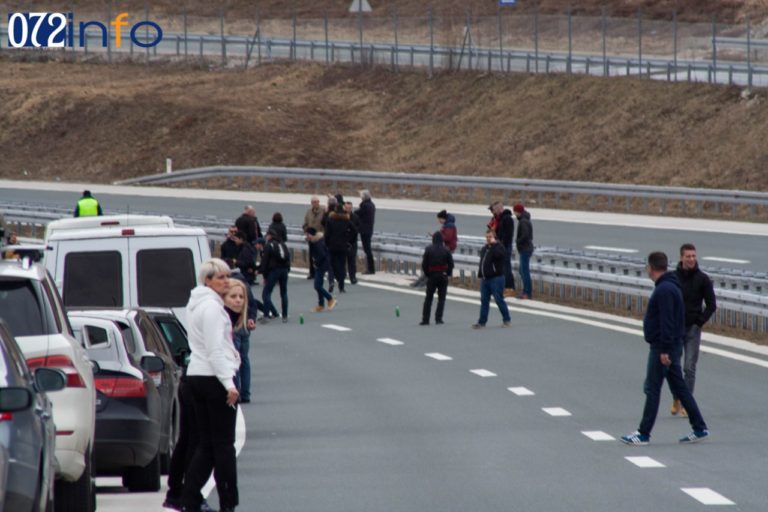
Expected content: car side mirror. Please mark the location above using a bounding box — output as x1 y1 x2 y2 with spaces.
141 355 165 373
0 388 33 412
34 368 67 393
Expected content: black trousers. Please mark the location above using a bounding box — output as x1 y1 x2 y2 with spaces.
330 250 347 291
166 377 197 502
307 241 316 277
360 233 375 273
346 242 358 281
181 376 238 510
422 273 448 323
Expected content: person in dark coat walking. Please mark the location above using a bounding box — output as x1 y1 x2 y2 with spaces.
324 205 353 293
268 212 288 243
670 243 717 417
420 232 454 326
233 231 258 286
235 205 262 244
621 251 709 445
306 228 337 312
513 204 534 299
488 201 515 296
259 229 290 322
356 190 376 274
344 201 360 284
473 230 511 329
220 226 241 269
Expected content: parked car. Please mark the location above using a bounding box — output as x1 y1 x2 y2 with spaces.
67 308 180 487
0 320 66 512
143 308 190 368
43 215 211 328
0 260 97 512
68 314 167 492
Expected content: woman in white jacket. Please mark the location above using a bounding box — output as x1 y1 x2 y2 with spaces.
181 258 241 512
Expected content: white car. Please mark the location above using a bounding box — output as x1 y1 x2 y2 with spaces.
0 260 96 512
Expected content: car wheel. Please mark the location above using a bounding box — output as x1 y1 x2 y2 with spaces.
54 447 95 512
123 453 161 492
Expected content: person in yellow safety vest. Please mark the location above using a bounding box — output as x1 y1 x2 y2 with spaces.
74 190 103 217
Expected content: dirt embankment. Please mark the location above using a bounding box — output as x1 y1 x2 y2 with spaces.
1 0 767 22
1 56 766 190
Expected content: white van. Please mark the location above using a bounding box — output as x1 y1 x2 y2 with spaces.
44 215 211 327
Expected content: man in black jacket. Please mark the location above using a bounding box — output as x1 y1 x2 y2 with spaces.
670 243 717 417
621 251 709 445
233 231 258 285
344 201 360 284
473 230 511 329
356 190 376 274
420 232 454 326
306 228 337 312
235 205 262 244
513 204 534 299
259 229 290 322
488 201 515 297
220 225 240 269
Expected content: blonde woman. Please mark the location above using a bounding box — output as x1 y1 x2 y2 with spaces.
224 278 252 403
182 258 240 512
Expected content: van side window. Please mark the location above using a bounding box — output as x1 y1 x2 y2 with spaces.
136 249 195 307
63 251 123 308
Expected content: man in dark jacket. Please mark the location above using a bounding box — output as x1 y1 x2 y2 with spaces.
220 225 240 269
670 243 717 417
259 229 290 322
306 228 337 312
420 232 454 326
344 201 360 284
472 230 511 329
324 205 353 293
235 205 262 244
488 201 515 296
437 210 458 253
233 231 258 285
513 204 534 299
621 251 709 445
356 190 376 274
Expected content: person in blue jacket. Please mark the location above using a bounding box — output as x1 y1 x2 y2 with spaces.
306 228 337 312
621 251 709 445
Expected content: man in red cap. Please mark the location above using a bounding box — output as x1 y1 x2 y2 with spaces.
513 203 534 299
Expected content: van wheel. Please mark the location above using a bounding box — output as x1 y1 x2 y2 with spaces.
54 447 95 512
123 453 161 492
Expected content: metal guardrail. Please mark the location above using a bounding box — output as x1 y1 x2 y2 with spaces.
1 201 765 332
116 165 768 218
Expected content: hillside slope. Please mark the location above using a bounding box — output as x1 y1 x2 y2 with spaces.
1 58 766 190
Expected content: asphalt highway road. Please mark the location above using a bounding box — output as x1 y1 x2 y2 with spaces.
1 185 767 272
93 273 767 511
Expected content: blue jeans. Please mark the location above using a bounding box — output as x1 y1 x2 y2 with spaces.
478 275 511 325
263 267 289 318
638 346 707 436
314 268 333 306
519 250 533 297
235 331 251 401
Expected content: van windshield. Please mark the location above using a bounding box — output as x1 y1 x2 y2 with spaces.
0 278 57 337
137 248 196 308
63 251 123 307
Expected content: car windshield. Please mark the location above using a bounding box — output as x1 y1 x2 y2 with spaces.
0 279 56 337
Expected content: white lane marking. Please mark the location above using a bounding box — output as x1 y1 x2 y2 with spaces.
625 456 666 468
507 386 535 396
356 282 768 369
425 352 453 361
542 407 572 417
702 256 750 265
377 337 404 346
322 324 351 332
581 430 615 441
470 369 497 377
681 488 736 505
584 245 638 253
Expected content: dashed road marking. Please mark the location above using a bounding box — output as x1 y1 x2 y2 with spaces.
322 324 351 332
581 430 615 441
584 245 638 253
425 352 453 361
470 369 497 377
542 407 572 417
625 456 666 468
377 337 404 346
507 386 535 396
681 488 735 505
